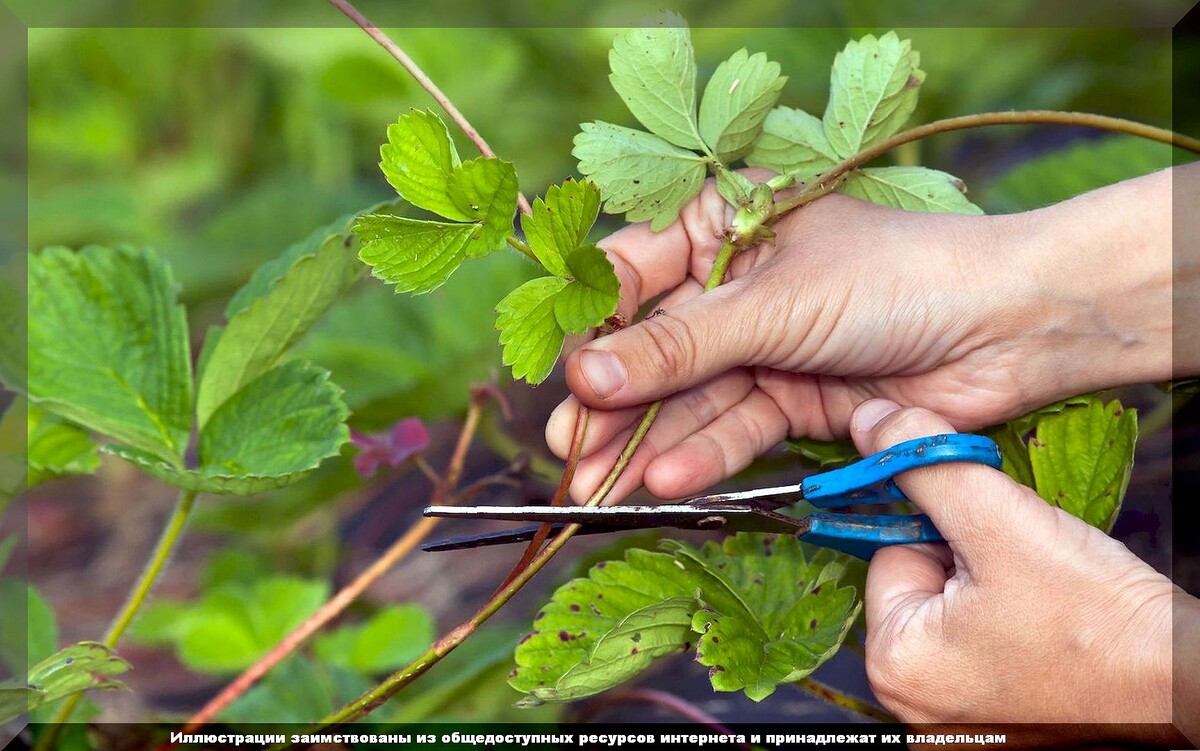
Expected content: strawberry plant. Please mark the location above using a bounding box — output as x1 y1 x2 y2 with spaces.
4 9 1195 747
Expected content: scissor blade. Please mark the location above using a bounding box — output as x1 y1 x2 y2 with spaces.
421 523 623 551
423 504 803 534
681 483 804 508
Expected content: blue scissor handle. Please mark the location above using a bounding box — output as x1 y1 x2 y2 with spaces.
799 513 943 560
800 433 1002 509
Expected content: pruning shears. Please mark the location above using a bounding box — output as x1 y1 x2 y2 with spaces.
422 433 1002 561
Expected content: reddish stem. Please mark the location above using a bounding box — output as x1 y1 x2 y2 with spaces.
326 0 532 215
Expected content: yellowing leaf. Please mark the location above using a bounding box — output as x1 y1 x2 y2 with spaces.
608 16 703 150
1028 398 1137 532
495 277 569 385
841 166 982 214
745 106 839 180
380 109 469 221
824 32 924 158
522 179 601 278
699 49 787 162
554 245 620 335
355 214 481 295
574 122 707 231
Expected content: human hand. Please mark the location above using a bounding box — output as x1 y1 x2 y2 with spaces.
546 170 1174 505
849 398 1187 741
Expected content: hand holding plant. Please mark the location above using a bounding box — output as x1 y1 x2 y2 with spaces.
547 165 1188 506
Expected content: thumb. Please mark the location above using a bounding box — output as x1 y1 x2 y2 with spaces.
848 399 1050 570
564 278 765 408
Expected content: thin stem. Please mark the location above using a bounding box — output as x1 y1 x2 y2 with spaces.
506 235 540 264
575 689 747 748
476 413 564 484
326 0 532 216
182 400 486 733
495 404 589 591
39 490 197 750
793 677 898 723
774 110 1200 215
1140 391 1190 438
705 239 737 292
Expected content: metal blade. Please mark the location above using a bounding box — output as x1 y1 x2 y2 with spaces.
423 504 803 534
679 483 804 508
421 523 622 551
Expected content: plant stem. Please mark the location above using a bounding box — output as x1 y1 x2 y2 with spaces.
476 414 564 484
705 239 737 291
39 490 197 750
326 0 532 216
182 400 486 733
773 110 1200 215
506 235 540 264
793 677 898 723
495 404 589 591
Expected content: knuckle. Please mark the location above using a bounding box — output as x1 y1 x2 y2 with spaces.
637 313 697 382
875 406 945 447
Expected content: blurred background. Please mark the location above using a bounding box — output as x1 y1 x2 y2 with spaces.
4 4 1196 733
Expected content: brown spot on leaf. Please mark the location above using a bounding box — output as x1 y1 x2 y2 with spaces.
630 647 640 655
809 619 817 630
907 74 921 87
570 604 580 612
708 666 725 678
535 611 545 621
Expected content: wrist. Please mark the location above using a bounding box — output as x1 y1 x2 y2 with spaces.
1000 170 1174 401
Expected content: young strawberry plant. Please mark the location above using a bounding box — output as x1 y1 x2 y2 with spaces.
7 10 1195 746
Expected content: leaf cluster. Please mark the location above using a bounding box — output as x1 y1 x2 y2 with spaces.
20 211 366 496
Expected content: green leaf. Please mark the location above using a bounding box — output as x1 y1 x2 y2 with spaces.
495 276 569 385
200 361 348 480
447 157 520 254
985 137 1187 213
841 167 982 215
510 547 697 700
574 122 707 232
109 361 349 496
1028 399 1137 532
314 604 435 675
168 577 330 674
784 437 860 469
529 598 695 704
355 214 481 295
27 246 192 466
27 403 99 487
608 16 703 150
26 642 129 707
669 534 861 702
196 212 363 426
0 685 38 724
221 655 369 725
985 422 1036 488
554 245 620 335
699 49 787 162
824 32 924 158
0 581 58 677
745 106 839 180
522 180 602 277
714 167 756 207
379 108 468 221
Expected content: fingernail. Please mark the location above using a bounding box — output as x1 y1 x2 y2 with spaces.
852 399 902 432
579 350 627 399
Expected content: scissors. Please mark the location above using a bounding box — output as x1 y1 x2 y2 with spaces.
422 433 1001 561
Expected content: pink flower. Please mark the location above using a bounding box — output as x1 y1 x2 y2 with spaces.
350 417 430 478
